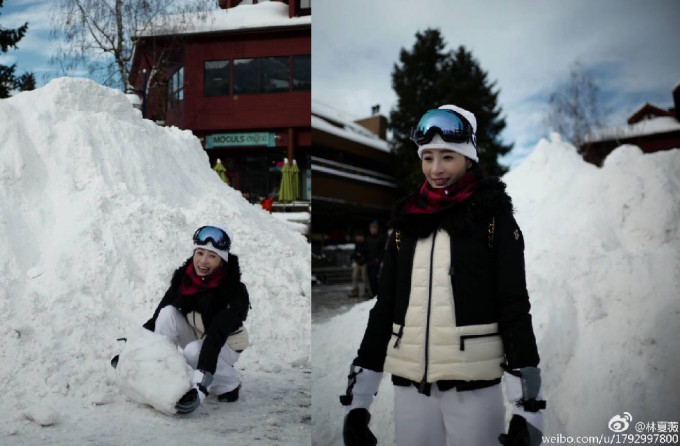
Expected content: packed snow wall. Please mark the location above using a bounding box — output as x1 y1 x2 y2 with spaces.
0 78 310 410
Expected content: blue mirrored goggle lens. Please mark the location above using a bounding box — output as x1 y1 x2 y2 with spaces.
193 226 230 250
410 109 475 147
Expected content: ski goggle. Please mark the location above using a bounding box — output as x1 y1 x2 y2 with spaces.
193 226 231 251
410 109 477 148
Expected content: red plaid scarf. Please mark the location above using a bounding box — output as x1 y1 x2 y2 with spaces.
179 263 226 295
404 169 480 214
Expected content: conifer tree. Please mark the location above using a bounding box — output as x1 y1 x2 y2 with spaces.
390 28 512 190
0 0 33 98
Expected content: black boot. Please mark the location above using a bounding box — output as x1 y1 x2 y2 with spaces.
218 384 241 402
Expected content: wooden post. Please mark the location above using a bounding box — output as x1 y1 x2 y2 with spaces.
287 127 295 164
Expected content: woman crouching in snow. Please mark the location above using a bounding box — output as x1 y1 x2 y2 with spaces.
143 225 250 414
341 105 546 446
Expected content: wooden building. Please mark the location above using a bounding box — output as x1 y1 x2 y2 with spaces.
129 0 311 200
311 102 402 247
582 82 680 166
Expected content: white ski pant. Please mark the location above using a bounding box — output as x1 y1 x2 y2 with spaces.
155 305 241 395
394 383 505 446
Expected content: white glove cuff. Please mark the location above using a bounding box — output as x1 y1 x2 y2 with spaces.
192 369 214 390
344 367 383 412
504 368 544 431
504 368 543 403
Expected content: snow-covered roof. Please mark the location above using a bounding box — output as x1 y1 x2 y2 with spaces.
312 100 390 153
312 164 398 188
137 1 310 38
585 116 680 143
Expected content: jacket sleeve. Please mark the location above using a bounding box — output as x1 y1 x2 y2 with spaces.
494 210 540 368
143 260 191 331
353 231 399 372
197 279 250 374
142 286 175 332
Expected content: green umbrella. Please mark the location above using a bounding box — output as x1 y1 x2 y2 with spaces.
213 158 229 184
278 161 294 203
290 160 300 201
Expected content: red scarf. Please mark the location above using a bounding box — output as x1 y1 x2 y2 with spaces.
179 263 226 295
404 169 480 214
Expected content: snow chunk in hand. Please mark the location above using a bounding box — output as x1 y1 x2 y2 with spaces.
114 330 191 416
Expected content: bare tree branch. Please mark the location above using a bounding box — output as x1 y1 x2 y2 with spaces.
49 0 216 90
544 61 610 153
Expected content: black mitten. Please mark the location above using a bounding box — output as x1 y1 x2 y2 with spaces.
499 414 532 445
343 408 377 446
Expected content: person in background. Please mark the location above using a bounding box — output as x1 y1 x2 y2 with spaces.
241 187 252 203
348 231 370 298
340 105 545 446
143 225 250 414
364 220 386 298
259 193 274 213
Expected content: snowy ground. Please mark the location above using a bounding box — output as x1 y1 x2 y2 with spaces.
10 367 310 445
312 134 680 445
0 78 310 445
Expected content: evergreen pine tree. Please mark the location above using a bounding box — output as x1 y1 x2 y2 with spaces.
0 0 32 98
17 72 36 91
390 28 512 191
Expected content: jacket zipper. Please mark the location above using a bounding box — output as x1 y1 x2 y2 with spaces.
418 230 437 394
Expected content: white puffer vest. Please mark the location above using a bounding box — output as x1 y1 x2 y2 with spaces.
383 229 504 383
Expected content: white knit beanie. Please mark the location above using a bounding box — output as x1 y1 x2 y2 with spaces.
416 104 479 162
192 224 233 263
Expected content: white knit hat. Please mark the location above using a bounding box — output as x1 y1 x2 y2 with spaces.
416 104 479 162
192 225 233 263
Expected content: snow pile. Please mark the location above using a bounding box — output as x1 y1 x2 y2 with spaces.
0 78 310 435
312 133 680 444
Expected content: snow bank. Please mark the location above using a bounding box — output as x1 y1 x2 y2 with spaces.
312 133 680 444
0 78 309 430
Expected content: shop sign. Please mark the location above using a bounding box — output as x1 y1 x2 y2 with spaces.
206 132 276 148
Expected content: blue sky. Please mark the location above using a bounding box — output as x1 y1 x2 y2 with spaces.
3 0 680 170
0 0 68 84
312 0 680 169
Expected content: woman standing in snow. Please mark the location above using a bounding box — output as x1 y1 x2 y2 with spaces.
143 225 250 414
341 105 545 446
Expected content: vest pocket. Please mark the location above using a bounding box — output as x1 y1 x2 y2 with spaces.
459 332 500 351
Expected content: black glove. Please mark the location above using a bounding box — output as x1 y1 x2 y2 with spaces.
343 408 377 446
175 370 212 415
499 414 534 445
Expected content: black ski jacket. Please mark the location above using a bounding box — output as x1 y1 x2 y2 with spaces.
353 176 540 386
143 254 250 374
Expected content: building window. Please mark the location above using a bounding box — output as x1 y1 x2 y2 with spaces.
168 66 184 109
263 56 290 93
298 0 311 9
233 58 260 94
204 60 230 97
292 54 310 91
234 56 290 94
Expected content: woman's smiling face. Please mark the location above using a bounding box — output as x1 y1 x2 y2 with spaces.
193 248 222 276
421 149 471 188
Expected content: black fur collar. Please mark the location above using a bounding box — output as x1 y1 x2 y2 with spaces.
390 176 514 238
